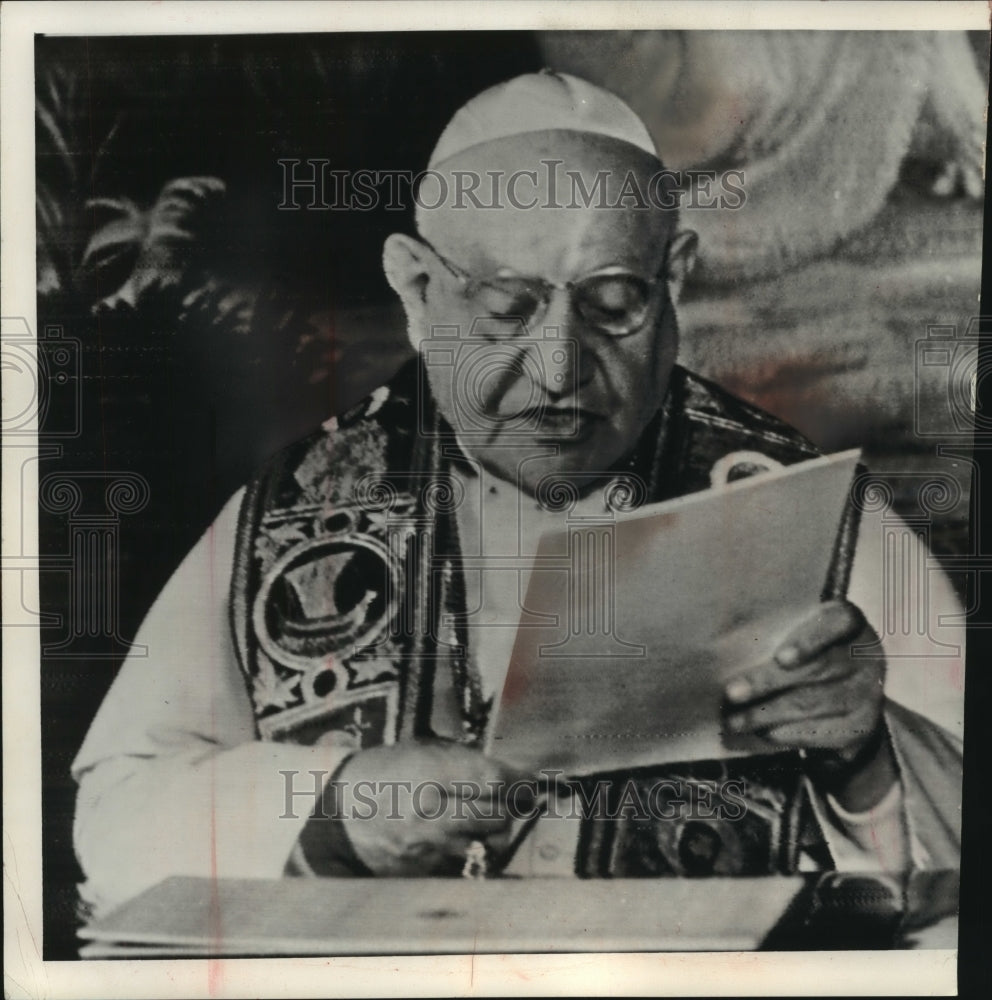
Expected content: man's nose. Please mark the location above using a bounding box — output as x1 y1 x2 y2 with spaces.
528 291 594 396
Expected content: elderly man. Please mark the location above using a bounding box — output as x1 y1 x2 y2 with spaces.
73 73 962 915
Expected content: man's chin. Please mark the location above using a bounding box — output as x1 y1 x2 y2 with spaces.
515 454 621 499
458 427 625 494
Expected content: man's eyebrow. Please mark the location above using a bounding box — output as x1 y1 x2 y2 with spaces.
479 263 660 286
585 263 650 275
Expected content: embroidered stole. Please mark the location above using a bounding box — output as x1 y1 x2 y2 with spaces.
231 359 841 875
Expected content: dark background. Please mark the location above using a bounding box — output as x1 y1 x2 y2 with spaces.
36 31 545 959
34 30 988 962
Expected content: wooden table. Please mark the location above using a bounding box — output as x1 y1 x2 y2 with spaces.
78 870 958 958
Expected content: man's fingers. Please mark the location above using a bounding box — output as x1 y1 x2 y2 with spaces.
725 681 851 736
478 760 539 796
725 654 856 706
446 809 516 837
338 742 539 876
772 600 865 669
427 741 536 793
723 601 868 705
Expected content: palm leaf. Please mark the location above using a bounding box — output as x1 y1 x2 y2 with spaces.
86 177 226 312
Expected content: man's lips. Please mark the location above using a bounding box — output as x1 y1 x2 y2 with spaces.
518 406 602 439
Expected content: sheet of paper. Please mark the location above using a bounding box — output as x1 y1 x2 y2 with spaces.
77 875 805 955
486 449 861 776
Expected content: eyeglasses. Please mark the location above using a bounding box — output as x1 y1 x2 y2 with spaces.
421 238 670 338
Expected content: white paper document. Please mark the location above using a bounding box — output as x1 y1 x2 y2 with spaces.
487 449 862 776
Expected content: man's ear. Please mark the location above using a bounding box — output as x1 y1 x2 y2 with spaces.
382 233 433 348
665 230 698 304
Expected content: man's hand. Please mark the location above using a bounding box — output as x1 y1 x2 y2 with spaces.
723 600 894 810
331 739 535 876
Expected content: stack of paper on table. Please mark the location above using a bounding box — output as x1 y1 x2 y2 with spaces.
78 875 805 957
486 450 861 776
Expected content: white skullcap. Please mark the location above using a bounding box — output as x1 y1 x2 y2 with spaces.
428 70 659 168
